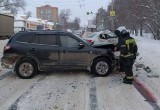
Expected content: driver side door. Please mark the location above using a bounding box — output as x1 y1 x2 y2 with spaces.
59 35 89 68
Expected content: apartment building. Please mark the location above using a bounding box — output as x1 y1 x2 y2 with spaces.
36 5 58 23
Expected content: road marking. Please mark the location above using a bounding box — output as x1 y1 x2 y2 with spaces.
89 77 98 110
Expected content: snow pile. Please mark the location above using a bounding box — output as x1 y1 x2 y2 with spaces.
134 35 160 76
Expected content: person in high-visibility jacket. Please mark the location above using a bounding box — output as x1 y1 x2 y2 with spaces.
120 30 138 84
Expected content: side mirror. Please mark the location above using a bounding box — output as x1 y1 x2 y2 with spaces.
78 42 85 49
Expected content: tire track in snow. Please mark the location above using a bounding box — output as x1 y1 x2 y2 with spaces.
0 70 12 80
8 75 46 110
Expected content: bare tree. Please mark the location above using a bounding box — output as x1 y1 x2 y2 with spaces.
0 0 26 15
59 9 71 30
106 0 160 39
25 11 32 18
72 17 81 30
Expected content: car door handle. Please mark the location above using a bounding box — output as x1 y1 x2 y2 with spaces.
29 48 36 51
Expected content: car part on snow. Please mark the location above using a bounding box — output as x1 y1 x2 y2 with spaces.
143 66 151 73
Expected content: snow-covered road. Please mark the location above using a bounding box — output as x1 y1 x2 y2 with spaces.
0 71 153 110
0 37 160 110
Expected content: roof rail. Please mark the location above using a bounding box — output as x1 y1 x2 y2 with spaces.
19 29 72 34
26 29 33 31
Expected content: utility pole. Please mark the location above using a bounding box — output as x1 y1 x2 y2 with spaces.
110 0 115 31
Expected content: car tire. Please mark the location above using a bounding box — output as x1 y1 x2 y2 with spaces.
91 58 111 76
15 59 38 79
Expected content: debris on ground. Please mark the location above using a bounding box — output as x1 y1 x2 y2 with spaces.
135 63 152 73
143 66 151 73
135 63 145 68
147 75 159 78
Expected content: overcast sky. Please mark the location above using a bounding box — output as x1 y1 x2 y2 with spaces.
21 0 111 26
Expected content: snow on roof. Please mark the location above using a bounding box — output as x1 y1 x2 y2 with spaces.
67 29 72 32
15 14 27 20
15 16 24 21
14 14 54 25
27 17 39 22
47 22 54 25
117 26 126 32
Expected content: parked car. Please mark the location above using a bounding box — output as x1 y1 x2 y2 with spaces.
81 31 93 38
84 30 118 46
73 30 83 37
1 30 116 79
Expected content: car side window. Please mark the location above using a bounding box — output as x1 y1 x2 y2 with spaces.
60 35 79 48
38 34 57 45
16 33 38 43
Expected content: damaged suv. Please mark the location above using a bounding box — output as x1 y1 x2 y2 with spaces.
1 30 115 79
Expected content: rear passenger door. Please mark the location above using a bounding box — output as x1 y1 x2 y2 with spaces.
35 34 59 66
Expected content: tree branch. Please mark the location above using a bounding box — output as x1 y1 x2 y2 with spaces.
0 3 14 7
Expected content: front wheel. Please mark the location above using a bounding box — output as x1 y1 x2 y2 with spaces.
91 58 111 76
15 59 38 79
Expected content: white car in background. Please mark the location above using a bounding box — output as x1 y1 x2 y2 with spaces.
81 31 93 38
84 30 118 45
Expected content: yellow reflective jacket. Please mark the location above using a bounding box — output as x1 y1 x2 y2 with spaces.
120 37 138 58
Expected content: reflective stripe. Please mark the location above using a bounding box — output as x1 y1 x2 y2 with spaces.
120 53 134 57
126 76 133 79
125 39 136 51
121 45 126 47
125 39 135 45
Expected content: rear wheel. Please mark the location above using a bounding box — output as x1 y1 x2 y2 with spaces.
91 58 111 76
15 59 38 79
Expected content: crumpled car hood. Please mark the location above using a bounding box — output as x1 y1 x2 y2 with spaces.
92 44 115 51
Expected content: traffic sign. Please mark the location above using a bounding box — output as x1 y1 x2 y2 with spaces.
110 11 115 16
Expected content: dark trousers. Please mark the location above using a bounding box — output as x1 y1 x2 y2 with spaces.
121 58 134 77
119 60 124 72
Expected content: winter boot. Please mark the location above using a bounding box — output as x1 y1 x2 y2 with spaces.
123 77 133 85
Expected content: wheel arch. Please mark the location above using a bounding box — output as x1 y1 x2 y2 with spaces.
91 55 112 66
14 56 42 71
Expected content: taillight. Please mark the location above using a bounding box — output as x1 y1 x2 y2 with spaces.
4 45 11 51
86 40 94 43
